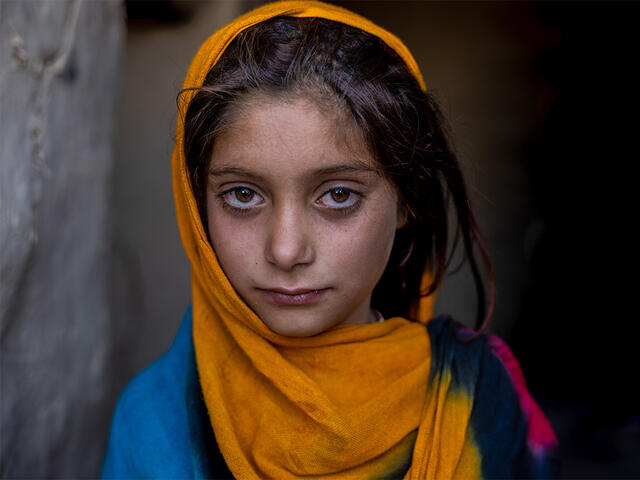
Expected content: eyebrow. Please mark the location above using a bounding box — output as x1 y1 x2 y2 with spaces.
208 165 265 180
314 162 378 176
208 161 379 179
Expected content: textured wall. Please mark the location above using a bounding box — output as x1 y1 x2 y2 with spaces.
0 0 124 477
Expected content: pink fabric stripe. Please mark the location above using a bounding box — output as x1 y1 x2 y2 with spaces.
486 333 558 457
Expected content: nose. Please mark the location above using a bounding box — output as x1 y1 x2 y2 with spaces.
264 204 315 271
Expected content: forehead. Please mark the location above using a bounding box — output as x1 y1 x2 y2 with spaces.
209 95 377 176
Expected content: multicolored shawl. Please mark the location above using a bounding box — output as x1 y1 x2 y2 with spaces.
100 309 560 478
167 1 561 478
188 314 561 479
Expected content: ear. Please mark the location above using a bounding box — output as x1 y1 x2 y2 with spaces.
396 203 409 230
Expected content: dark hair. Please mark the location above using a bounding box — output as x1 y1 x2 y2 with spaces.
178 16 494 341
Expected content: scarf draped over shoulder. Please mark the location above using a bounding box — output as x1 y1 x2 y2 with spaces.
170 2 559 478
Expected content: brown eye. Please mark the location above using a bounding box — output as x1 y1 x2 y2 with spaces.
235 187 254 202
316 186 362 212
330 187 350 203
220 186 263 211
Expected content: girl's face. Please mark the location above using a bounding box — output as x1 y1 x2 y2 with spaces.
206 95 404 336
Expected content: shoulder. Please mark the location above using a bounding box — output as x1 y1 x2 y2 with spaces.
475 330 561 477
101 308 194 479
426 316 561 478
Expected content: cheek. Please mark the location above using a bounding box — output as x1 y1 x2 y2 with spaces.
320 207 398 279
206 200 261 280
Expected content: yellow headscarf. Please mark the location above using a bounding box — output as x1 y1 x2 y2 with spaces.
172 1 477 478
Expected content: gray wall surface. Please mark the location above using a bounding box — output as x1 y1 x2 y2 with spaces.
0 0 123 477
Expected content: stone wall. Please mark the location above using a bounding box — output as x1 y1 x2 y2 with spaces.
0 0 124 477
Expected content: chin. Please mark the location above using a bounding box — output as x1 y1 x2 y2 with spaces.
260 311 336 337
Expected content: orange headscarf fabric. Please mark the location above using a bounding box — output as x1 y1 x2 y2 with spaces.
171 1 476 478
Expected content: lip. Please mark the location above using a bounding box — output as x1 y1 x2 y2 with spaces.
257 287 329 305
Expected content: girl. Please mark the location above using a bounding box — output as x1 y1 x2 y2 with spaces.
102 1 560 478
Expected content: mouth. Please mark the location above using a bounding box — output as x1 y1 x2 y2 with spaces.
257 287 330 305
